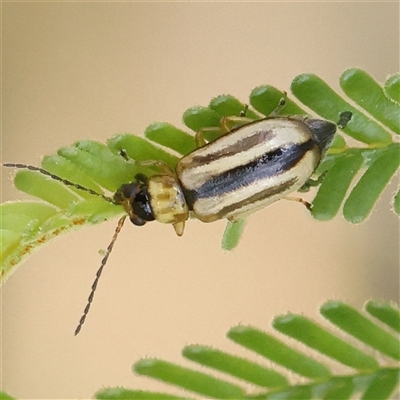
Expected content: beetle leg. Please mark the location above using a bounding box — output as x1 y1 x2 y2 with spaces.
195 118 252 148
284 196 312 210
220 115 255 133
195 127 221 148
298 172 327 193
194 105 255 148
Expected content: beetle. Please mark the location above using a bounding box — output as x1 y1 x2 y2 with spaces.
3 104 352 334
116 116 336 235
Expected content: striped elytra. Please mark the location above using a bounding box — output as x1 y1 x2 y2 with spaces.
175 116 336 223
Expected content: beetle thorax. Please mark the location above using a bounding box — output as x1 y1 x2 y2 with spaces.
147 175 189 224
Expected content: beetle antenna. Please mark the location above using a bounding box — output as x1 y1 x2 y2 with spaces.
3 162 114 203
74 215 127 335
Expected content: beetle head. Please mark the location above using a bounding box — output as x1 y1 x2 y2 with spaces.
114 175 155 226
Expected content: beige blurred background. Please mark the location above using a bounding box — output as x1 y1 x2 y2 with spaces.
1 2 399 399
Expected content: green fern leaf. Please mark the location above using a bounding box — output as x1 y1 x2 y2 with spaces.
94 300 400 400
0 391 17 400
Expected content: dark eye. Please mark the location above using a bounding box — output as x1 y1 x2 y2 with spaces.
132 188 155 222
113 182 139 204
